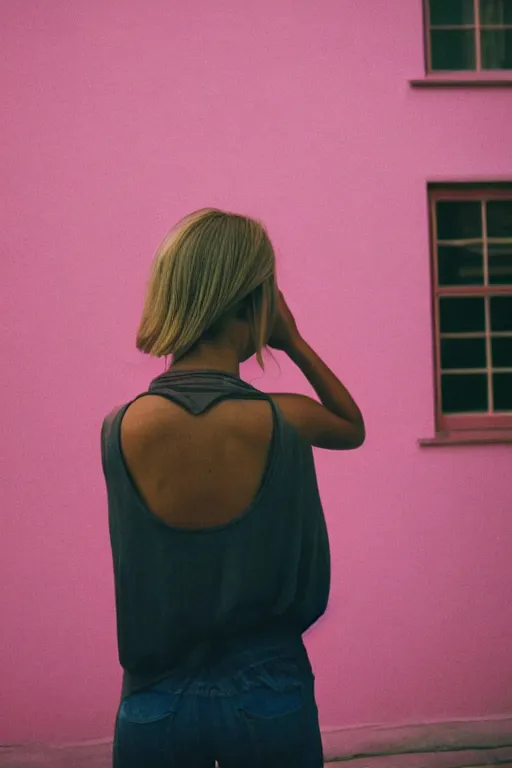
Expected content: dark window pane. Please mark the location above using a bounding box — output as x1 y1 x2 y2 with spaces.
441 373 488 412
441 337 487 369
439 297 486 332
490 296 512 331
431 29 476 70
486 200 512 237
480 0 512 25
492 336 512 367
436 201 482 240
430 0 475 25
438 244 484 285
493 373 512 411
481 29 512 69
488 243 512 285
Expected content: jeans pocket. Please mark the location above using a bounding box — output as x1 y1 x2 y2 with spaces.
114 691 181 768
238 658 305 721
240 685 304 721
118 689 180 725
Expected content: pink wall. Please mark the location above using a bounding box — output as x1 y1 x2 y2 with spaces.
2 0 512 745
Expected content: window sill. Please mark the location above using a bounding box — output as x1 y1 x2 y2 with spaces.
419 430 512 447
409 72 512 88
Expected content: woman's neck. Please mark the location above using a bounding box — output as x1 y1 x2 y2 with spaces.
169 343 241 376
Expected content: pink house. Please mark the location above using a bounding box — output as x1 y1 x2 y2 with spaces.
2 0 511 762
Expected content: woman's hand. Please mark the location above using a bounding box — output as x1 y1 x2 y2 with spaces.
267 291 302 352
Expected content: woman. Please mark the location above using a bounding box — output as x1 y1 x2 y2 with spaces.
101 208 365 768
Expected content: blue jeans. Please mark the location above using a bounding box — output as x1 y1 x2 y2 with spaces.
113 628 323 767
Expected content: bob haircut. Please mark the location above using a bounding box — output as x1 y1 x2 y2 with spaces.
136 208 278 369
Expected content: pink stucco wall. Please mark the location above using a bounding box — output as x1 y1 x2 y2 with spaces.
2 0 511 745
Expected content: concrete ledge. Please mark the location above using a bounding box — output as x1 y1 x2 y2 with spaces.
325 747 512 767
322 718 512 762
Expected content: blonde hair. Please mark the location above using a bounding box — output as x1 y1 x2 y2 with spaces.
136 208 277 369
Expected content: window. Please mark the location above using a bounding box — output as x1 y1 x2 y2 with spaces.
426 0 512 71
430 185 512 437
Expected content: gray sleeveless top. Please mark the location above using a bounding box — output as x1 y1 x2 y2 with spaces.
101 370 330 699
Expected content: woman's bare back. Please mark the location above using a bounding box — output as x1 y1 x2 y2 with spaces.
120 395 274 529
